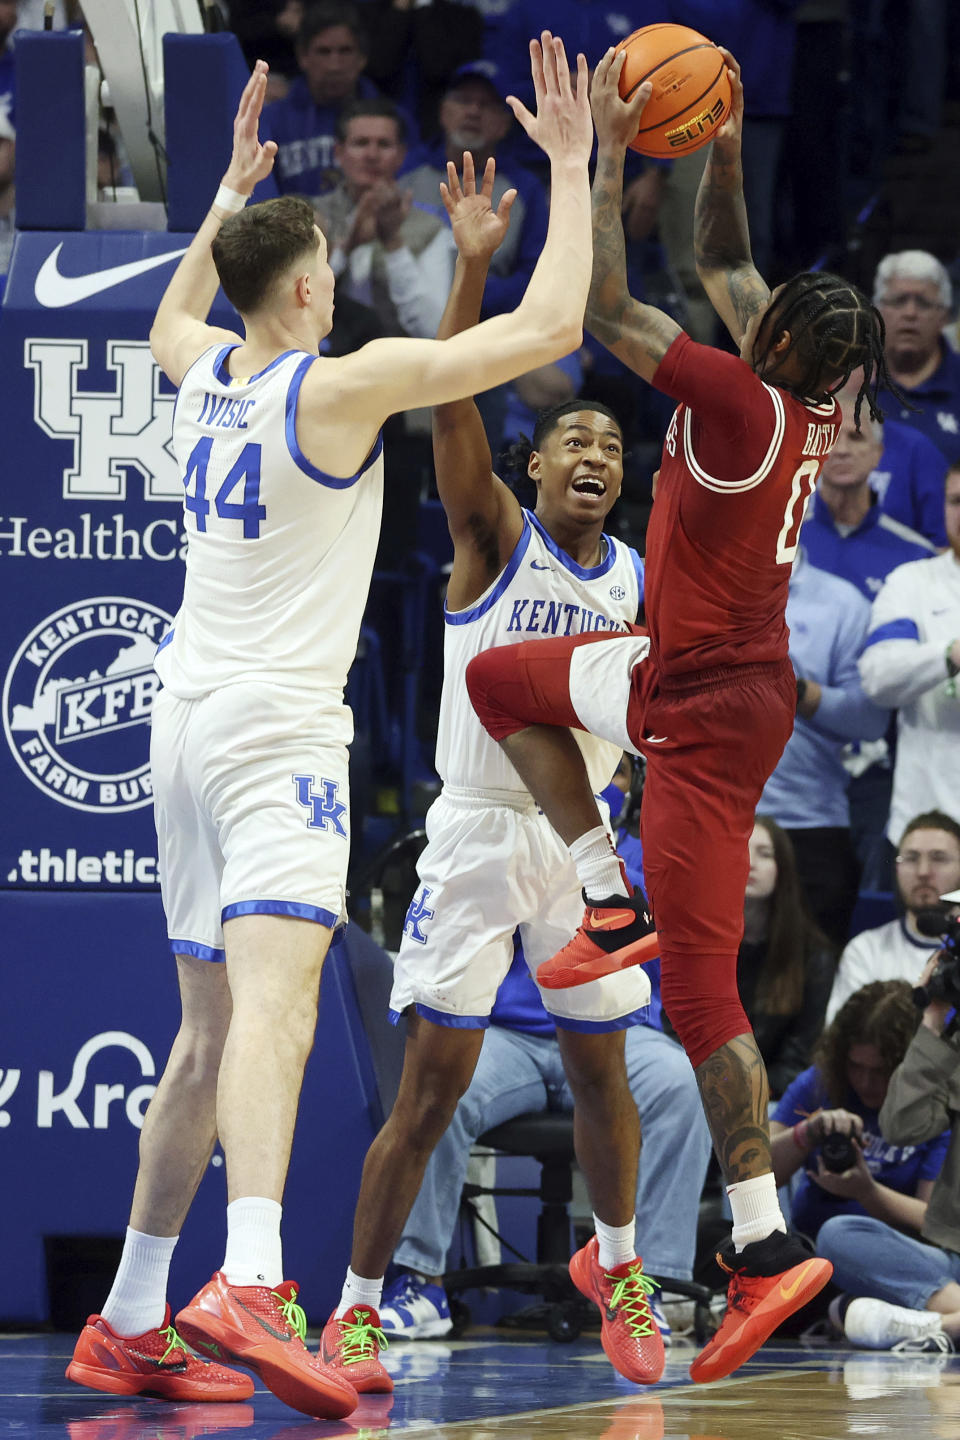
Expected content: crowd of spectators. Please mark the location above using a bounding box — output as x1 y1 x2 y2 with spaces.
7 0 960 1354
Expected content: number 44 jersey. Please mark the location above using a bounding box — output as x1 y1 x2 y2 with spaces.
156 344 384 701
645 333 841 676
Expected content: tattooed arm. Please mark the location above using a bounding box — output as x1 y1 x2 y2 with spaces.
693 49 771 346
585 48 681 382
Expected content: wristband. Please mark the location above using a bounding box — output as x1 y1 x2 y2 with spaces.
795 676 808 709
947 642 959 699
792 1120 810 1149
213 184 247 215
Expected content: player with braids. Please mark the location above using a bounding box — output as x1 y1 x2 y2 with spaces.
465 48 889 1385
748 271 900 430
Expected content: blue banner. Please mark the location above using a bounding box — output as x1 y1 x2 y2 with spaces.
0 231 234 892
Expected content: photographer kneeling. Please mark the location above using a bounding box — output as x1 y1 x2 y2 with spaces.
769 983 949 1315
815 907 960 1351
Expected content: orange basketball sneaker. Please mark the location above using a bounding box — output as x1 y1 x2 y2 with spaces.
66 1305 254 1402
175 1272 357 1419
569 1238 665 1385
320 1305 394 1394
689 1232 833 1383
536 889 659 990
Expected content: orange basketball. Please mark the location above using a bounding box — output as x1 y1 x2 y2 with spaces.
615 23 732 159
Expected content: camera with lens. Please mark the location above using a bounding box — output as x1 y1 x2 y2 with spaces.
913 908 960 1009
820 1130 859 1174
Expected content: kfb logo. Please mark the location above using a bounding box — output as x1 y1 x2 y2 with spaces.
26 337 180 502
2 596 173 813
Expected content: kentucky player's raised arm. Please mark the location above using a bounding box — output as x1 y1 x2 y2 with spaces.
149 61 277 386
431 153 525 596
693 50 772 347
584 48 682 382
319 34 593 436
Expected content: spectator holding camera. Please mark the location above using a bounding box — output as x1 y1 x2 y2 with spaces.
817 937 960 1352
769 981 949 1244
827 810 960 1023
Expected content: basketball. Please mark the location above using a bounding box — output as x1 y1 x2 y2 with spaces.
615 23 732 159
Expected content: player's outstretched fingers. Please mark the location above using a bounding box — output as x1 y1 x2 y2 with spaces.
480 154 497 199
461 149 476 196
551 33 573 98
538 30 559 96
528 35 546 110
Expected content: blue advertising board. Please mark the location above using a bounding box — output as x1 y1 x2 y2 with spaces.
0 231 234 893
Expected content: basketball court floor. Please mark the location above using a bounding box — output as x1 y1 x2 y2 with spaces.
3 1329 955 1439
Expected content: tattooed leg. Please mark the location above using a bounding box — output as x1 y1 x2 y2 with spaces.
694 1032 771 1184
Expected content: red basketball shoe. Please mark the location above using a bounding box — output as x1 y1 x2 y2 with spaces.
689 1232 833 1383
569 1238 665 1384
175 1272 357 1419
320 1305 394 1394
66 1306 254 1402
536 890 659 990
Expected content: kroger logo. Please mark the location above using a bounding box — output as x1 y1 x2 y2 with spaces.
0 1031 157 1130
2 596 172 813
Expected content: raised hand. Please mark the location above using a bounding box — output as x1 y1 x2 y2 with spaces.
507 31 592 165
713 47 744 150
590 46 651 152
440 152 517 262
222 59 278 197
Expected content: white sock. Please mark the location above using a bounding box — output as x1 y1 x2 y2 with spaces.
570 826 629 902
222 1196 283 1288
594 1214 637 1270
101 1227 178 1337
727 1173 787 1252
336 1266 384 1319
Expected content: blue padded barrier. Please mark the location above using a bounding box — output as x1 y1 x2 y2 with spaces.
164 33 279 234
15 30 86 230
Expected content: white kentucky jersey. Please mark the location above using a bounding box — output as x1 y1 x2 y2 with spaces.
437 509 644 794
156 344 383 701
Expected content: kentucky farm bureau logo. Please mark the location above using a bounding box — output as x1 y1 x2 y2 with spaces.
2 596 172 814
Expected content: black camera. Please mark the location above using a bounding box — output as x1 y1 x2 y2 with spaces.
913 908 960 1009
820 1131 858 1174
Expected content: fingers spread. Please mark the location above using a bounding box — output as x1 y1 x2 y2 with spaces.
496 186 518 222
480 155 497 197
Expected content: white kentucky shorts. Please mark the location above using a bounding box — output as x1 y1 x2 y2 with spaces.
389 786 651 1029
152 682 352 961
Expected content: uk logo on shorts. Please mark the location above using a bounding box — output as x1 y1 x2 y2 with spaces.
403 885 435 944
2 596 173 814
293 774 348 837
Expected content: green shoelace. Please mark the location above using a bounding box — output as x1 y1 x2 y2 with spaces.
339 1308 389 1365
606 1265 659 1338
158 1323 188 1365
274 1287 308 1343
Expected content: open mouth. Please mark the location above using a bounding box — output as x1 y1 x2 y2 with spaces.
572 477 605 497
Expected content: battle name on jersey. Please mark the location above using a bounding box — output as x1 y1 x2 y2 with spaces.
801 421 841 458
505 596 632 637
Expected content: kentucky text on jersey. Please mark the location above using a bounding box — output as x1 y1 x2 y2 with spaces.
506 597 631 635
196 393 257 430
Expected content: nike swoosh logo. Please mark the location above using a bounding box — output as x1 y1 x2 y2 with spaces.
587 909 634 930
779 1260 817 1301
234 1294 292 1343
644 735 669 744
530 560 553 571
34 242 189 307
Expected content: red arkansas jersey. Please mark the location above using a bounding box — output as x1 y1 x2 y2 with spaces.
644 332 841 674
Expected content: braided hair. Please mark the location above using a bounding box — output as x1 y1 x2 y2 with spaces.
752 271 905 429
497 398 623 490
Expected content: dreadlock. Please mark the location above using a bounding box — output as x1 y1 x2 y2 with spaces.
497 398 623 488
752 271 908 430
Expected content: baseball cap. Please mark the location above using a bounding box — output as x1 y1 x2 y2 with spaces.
445 60 506 101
